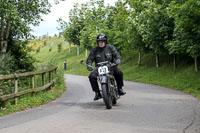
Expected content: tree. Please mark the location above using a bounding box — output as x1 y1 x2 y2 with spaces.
167 0 200 71
111 0 129 53
80 0 108 47
127 0 149 66
0 0 51 58
0 0 64 74
137 1 172 68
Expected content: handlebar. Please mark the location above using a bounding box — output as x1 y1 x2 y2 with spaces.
97 61 109 66
86 64 97 71
86 61 116 71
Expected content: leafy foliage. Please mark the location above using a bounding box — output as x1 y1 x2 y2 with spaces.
0 0 65 75
167 0 200 57
8 40 36 73
58 0 200 70
0 52 16 75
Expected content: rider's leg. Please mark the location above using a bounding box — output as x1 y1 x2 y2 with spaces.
113 67 126 95
88 70 102 100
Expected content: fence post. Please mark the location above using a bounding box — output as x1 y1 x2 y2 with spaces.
49 71 52 90
30 76 35 96
53 68 57 87
14 74 18 105
55 68 57 78
42 73 45 86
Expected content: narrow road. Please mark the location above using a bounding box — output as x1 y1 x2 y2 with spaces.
0 74 200 133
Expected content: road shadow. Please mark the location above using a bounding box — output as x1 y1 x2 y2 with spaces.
56 101 119 110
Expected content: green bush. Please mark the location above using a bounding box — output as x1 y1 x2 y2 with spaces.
49 47 52 52
58 43 62 52
0 52 16 75
43 40 47 46
36 47 40 53
8 39 35 72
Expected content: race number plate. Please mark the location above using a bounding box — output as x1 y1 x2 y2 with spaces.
98 66 109 75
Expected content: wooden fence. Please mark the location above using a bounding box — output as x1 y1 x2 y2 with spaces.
0 66 58 107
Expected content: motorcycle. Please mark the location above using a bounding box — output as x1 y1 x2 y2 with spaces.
87 61 120 109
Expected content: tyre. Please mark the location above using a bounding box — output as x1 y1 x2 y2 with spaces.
101 84 112 109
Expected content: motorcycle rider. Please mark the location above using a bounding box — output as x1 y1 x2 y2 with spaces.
86 33 126 101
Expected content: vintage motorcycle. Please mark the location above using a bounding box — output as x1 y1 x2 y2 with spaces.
87 61 120 109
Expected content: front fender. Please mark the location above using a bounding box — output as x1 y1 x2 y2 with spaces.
100 75 107 84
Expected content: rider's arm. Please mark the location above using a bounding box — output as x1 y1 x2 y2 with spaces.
86 48 95 65
110 45 121 65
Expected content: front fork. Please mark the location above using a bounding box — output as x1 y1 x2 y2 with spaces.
99 75 119 99
99 75 107 84
99 75 110 95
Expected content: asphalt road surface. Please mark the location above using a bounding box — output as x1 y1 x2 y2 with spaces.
0 74 200 133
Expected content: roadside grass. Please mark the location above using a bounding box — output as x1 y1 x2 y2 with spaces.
0 89 62 117
120 50 200 99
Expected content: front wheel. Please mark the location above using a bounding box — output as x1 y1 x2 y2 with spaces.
101 84 112 109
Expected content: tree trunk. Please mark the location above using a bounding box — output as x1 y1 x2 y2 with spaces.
173 54 177 70
0 18 5 56
1 41 7 59
156 53 160 68
63 40 65 46
5 21 11 39
69 43 71 54
77 45 80 56
85 49 88 57
138 49 141 67
195 56 198 72
0 20 11 58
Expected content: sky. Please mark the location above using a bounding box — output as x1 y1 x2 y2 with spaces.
31 0 117 37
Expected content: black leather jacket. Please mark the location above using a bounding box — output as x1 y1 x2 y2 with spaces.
86 44 121 66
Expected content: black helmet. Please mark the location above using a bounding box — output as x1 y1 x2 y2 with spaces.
96 33 107 43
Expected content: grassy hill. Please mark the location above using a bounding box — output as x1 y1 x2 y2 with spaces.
34 37 200 99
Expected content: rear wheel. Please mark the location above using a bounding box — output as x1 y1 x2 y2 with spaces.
101 84 112 109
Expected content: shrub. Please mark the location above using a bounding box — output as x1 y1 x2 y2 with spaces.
0 52 16 75
8 39 35 72
49 47 52 52
58 43 62 52
36 47 40 53
43 40 47 46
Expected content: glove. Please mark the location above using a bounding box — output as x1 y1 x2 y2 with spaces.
87 65 93 71
115 59 121 65
109 63 116 68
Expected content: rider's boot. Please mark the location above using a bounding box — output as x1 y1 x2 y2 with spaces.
94 92 102 101
118 88 126 96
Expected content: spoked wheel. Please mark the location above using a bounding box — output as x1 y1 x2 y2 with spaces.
101 84 112 109
112 97 117 105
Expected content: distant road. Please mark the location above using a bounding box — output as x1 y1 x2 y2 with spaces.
0 74 200 133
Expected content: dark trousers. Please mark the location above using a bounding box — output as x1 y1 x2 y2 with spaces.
88 67 124 93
